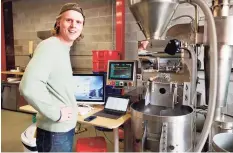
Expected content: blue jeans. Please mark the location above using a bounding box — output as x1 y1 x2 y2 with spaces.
36 128 75 152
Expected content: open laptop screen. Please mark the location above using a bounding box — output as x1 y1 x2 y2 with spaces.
105 97 129 112
73 74 105 104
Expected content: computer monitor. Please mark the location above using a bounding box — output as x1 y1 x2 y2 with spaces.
73 74 105 105
107 60 137 87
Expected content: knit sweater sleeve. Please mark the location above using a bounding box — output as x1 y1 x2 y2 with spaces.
19 41 61 122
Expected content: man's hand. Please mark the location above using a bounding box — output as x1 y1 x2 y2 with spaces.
57 106 73 122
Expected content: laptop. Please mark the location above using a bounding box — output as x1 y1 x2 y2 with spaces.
93 96 130 119
73 74 105 105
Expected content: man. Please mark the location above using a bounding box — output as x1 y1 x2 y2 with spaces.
19 3 85 152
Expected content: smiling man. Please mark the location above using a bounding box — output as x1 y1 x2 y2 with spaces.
19 3 85 152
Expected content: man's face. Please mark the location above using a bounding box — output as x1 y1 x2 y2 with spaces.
57 10 84 45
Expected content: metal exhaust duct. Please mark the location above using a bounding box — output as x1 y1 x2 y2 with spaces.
128 0 179 40
204 0 233 119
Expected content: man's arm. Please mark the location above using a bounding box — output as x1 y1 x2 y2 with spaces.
19 42 60 122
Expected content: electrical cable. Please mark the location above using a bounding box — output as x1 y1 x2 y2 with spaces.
103 131 113 145
180 47 192 58
95 127 97 136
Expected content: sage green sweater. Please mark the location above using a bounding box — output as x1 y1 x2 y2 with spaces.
19 37 77 132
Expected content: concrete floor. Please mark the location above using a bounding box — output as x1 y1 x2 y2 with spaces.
1 109 124 152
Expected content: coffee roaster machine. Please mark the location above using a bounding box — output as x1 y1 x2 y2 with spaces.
127 0 233 152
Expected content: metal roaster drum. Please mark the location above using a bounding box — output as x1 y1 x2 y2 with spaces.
131 101 194 152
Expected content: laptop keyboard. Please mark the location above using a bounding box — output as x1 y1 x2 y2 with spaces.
94 110 123 119
104 110 123 116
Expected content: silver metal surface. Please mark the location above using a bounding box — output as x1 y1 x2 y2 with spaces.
143 39 169 52
131 102 194 152
157 58 183 73
128 0 179 40
171 82 178 105
123 120 133 151
204 44 233 110
149 82 173 107
141 120 147 152
212 115 233 135
139 56 183 73
159 122 168 152
204 16 233 45
182 82 191 106
212 133 233 152
147 81 184 107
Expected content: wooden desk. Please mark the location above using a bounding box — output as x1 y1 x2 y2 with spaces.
19 105 37 114
19 105 132 152
1 71 24 75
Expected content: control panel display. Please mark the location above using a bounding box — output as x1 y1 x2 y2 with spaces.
109 62 134 80
107 60 137 88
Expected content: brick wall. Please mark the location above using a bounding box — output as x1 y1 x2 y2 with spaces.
12 0 115 71
12 0 200 69
12 0 233 70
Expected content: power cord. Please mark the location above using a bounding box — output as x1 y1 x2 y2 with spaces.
95 127 97 136
103 131 113 145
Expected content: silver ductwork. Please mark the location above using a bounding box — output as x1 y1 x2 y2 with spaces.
204 2 233 119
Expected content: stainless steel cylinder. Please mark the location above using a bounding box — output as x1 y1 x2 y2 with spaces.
204 16 233 113
212 133 233 152
204 44 233 108
131 101 194 152
204 16 233 45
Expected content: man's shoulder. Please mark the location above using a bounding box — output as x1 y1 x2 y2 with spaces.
34 37 59 55
39 37 58 46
